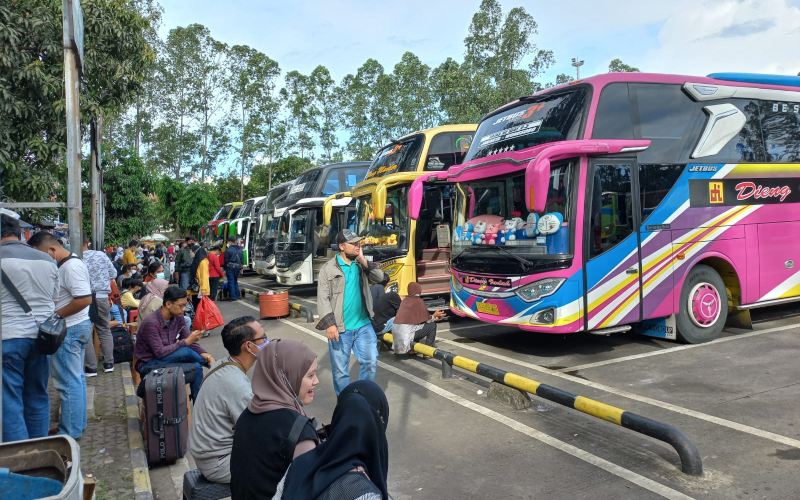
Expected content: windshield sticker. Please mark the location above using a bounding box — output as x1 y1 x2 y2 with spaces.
455 135 473 152
462 275 513 288
491 104 545 125
289 182 307 194
365 163 400 179
478 120 543 148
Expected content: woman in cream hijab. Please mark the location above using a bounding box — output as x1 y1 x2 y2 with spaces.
230 339 320 499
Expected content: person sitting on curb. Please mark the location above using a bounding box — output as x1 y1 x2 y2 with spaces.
190 316 267 484
133 286 214 402
391 282 445 355
120 277 142 310
370 275 401 336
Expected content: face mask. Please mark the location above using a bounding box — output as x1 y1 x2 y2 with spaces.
247 338 269 356
156 272 165 279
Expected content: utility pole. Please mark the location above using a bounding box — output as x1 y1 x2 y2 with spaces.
90 117 105 250
571 57 585 80
63 0 85 255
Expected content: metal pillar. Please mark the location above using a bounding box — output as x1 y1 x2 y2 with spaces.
90 117 104 249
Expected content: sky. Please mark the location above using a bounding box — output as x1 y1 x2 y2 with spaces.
158 0 800 83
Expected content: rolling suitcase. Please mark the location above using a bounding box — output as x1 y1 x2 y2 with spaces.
111 326 134 363
143 367 189 465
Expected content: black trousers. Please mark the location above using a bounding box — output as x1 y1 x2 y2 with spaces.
413 322 437 346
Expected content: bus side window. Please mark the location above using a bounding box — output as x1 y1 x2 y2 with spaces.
425 133 473 171
639 164 683 221
590 163 634 259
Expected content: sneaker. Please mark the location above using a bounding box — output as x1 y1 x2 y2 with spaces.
85 367 98 377
103 363 114 373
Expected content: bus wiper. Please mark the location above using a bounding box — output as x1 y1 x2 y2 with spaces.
471 245 533 273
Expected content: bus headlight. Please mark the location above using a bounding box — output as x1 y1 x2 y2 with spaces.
515 278 565 302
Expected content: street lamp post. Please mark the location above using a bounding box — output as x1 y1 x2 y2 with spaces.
571 57 585 80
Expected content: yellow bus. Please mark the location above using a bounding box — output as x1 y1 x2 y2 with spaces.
353 124 477 297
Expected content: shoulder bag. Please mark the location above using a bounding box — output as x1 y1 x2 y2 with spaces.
1 272 67 354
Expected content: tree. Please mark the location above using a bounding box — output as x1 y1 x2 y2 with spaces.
102 149 159 245
155 175 185 233
227 44 280 199
307 66 341 162
391 52 436 136
175 182 219 235
608 58 639 73
280 70 316 159
250 156 313 194
340 59 393 159
435 0 554 123
0 0 154 203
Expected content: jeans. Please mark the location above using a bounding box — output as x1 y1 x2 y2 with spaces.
179 271 191 290
225 267 240 300
137 346 205 401
2 338 50 442
51 319 92 439
209 277 221 301
85 298 113 370
328 323 378 395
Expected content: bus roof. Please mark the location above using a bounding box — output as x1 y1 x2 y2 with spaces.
390 124 477 144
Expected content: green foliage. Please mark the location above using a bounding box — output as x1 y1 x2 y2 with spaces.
608 58 640 73
102 149 158 245
249 156 314 196
0 0 153 203
155 175 185 231
175 183 219 235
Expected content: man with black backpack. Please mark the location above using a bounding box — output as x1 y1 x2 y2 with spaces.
175 237 195 290
0 212 59 442
223 238 243 301
29 230 94 439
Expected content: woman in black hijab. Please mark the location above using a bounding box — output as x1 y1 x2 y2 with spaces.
279 380 389 500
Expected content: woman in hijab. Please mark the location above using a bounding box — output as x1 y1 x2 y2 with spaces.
189 245 210 301
391 282 445 354
230 339 320 499
278 380 390 500
137 278 169 321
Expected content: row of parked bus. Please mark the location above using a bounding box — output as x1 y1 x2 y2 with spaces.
207 71 800 344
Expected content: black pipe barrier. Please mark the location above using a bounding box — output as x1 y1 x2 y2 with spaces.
382 333 703 476
289 302 314 323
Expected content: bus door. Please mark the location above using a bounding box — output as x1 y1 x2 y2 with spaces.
584 159 642 331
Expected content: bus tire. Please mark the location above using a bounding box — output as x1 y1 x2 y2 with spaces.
676 265 728 344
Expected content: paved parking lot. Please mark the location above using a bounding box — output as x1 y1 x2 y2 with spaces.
219 274 800 499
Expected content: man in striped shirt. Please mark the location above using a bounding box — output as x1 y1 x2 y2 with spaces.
82 238 118 376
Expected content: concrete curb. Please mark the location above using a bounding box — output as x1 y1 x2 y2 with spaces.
121 362 154 500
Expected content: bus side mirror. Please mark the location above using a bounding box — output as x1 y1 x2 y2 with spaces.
408 176 426 220
526 157 550 213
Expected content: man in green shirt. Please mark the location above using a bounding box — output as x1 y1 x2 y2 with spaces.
316 230 385 394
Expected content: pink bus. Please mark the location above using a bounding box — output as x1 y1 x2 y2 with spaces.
409 72 800 343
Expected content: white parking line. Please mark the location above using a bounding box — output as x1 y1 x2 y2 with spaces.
268 313 694 500
559 323 799 373
436 333 800 450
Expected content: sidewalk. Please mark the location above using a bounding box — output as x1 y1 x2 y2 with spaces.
82 367 138 499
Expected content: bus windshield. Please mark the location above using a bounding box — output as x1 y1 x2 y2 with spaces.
356 186 410 260
211 205 228 221
277 210 310 249
452 162 576 275
465 88 588 162
365 135 424 180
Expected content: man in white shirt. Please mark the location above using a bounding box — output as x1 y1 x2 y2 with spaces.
0 213 58 442
81 238 118 376
189 316 266 483
29 231 94 439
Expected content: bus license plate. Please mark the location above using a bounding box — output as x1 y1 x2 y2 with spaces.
476 301 499 315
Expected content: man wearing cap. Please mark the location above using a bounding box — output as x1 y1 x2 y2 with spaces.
316 229 386 395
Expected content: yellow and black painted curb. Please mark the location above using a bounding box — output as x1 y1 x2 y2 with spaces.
121 363 155 500
382 333 703 476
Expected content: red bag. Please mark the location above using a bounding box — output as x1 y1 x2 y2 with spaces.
192 296 224 331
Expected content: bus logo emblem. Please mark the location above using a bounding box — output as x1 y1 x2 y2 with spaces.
708 182 724 204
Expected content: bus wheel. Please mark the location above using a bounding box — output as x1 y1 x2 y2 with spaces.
676 265 728 344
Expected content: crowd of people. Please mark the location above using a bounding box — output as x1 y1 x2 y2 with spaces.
2 209 441 499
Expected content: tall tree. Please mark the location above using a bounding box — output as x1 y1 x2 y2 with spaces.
176 182 220 235
102 149 159 245
340 59 393 160
390 52 436 136
307 66 341 162
608 58 640 73
435 0 554 123
0 0 154 204
280 70 316 159
227 44 280 199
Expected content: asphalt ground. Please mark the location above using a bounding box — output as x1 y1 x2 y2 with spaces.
207 274 800 499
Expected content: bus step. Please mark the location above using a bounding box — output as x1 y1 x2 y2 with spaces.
588 325 631 336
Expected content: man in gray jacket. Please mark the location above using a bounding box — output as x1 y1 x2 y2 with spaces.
316 229 385 394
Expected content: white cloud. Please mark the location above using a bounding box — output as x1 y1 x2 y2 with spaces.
644 0 800 75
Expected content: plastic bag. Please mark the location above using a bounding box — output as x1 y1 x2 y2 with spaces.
192 296 224 331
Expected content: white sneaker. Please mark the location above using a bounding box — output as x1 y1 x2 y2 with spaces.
103 363 114 373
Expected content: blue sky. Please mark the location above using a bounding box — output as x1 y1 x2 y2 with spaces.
159 0 800 82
